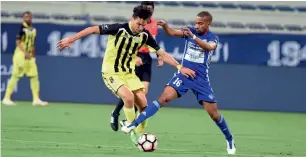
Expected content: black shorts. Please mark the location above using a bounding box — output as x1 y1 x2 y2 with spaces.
135 52 152 82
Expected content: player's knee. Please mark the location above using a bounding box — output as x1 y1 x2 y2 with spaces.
122 93 134 108
157 94 170 107
204 102 220 121
208 108 220 121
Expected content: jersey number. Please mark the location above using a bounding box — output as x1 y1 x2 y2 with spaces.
173 78 182 87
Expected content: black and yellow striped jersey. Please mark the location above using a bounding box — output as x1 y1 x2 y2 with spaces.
16 22 37 53
100 22 160 74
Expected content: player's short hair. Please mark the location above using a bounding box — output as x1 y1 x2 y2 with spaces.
197 11 213 22
141 1 155 9
23 11 32 16
132 5 153 20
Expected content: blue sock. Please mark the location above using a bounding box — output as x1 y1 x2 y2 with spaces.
215 115 233 141
129 100 161 127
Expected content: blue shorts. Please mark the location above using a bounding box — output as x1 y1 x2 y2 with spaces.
167 73 217 104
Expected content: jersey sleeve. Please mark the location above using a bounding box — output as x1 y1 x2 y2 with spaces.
16 25 25 40
99 23 122 35
208 35 219 46
145 31 160 52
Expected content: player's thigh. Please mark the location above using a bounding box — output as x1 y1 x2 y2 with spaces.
193 82 218 114
141 64 152 83
133 89 147 112
11 51 26 77
25 58 38 77
102 73 125 97
117 85 135 108
135 65 144 80
166 73 189 98
192 82 217 104
125 73 145 92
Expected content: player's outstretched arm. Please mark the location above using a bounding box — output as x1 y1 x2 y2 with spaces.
156 49 196 78
182 27 217 51
157 20 184 37
57 26 100 50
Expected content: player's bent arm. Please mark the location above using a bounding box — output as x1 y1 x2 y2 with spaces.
69 26 100 43
194 37 217 51
156 49 179 67
16 39 26 52
156 49 196 78
162 24 184 37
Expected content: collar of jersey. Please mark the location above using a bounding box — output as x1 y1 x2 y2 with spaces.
22 22 32 28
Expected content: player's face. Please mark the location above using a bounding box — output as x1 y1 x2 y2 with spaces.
131 17 149 33
195 16 210 33
23 13 32 25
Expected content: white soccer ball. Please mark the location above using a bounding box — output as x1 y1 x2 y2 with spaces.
137 133 158 152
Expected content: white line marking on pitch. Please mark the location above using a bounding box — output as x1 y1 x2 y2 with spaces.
2 139 304 157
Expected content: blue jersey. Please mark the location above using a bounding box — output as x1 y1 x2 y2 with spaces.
181 27 219 80
167 27 219 103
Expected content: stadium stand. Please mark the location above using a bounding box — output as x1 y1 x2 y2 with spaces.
1 1 306 34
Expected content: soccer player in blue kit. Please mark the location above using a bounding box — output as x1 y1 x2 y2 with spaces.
121 11 236 155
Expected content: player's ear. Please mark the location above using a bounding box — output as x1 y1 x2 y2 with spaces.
147 18 152 24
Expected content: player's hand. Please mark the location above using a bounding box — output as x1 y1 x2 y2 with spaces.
135 56 143 67
157 57 164 67
180 67 196 79
25 52 31 60
182 27 194 38
157 20 167 27
57 37 72 50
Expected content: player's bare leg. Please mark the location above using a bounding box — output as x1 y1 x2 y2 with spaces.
29 75 48 106
117 85 136 120
157 86 178 107
121 89 148 145
202 101 236 155
110 82 149 131
2 75 20 106
121 86 179 133
133 89 148 135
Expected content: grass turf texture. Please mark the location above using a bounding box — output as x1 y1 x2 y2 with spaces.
2 102 306 157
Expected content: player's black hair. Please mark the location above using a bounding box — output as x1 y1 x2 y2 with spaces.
132 5 153 20
197 11 213 22
23 11 32 16
141 1 154 9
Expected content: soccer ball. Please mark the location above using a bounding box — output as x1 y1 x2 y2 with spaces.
137 133 158 152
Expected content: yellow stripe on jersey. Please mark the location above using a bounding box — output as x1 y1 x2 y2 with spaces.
106 29 147 73
16 22 36 53
100 23 160 74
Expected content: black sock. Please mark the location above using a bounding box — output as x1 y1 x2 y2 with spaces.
134 105 138 113
113 99 124 115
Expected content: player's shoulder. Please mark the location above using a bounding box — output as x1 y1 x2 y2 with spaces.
150 17 157 23
19 23 26 29
207 30 218 38
142 28 152 35
105 23 126 28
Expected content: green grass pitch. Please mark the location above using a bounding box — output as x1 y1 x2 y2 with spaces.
2 102 306 157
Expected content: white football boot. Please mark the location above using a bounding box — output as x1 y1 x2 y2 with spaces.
2 99 16 106
226 138 236 155
32 99 48 106
120 120 136 134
